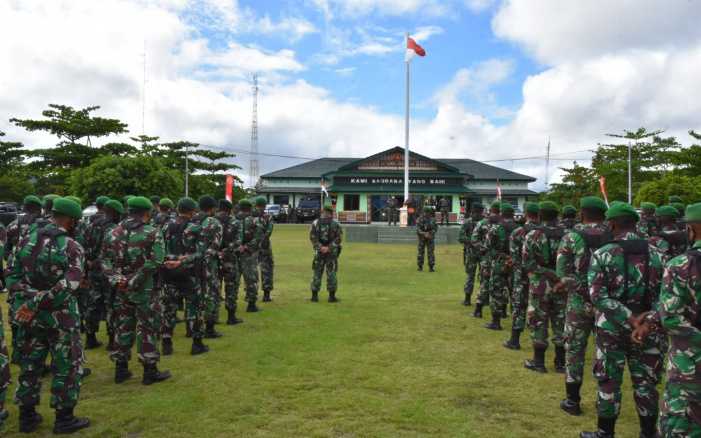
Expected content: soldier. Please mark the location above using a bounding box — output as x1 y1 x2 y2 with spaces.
555 196 611 416
560 205 578 230
483 202 517 330
523 201 566 373
580 203 664 438
416 206 437 272
459 203 484 306
0 218 8 429
310 203 343 302
438 197 451 226
6 197 90 434
235 199 263 312
472 202 501 318
218 200 243 325
153 198 175 230
101 196 171 386
195 196 223 338
671 200 687 231
504 202 540 350
4 195 46 261
650 205 689 264
99 200 125 351
386 196 398 226
636 202 659 238
657 202 701 437
81 195 110 349
41 194 59 219
255 196 275 302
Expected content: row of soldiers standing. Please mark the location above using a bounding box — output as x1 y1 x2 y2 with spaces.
459 195 701 437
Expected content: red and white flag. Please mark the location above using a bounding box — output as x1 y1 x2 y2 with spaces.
496 179 502 201
225 174 234 202
405 37 426 62
599 176 609 207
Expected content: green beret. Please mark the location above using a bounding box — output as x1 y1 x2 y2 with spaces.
149 196 161 205
95 196 110 207
255 196 267 207
562 205 577 215
42 194 59 208
324 203 335 212
238 199 252 209
423 206 433 213
490 201 502 210
669 196 684 204
640 202 657 212
52 197 82 219
525 202 540 215
671 202 686 215
159 198 174 209
655 205 679 218
104 199 124 215
580 196 608 212
122 195 134 205
219 199 233 210
500 202 514 214
471 202 484 210
127 196 153 211
539 201 559 213
65 196 82 208
177 197 198 212
605 202 639 221
23 195 42 208
685 203 701 224
198 195 217 210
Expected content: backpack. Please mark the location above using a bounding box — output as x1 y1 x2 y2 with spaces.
162 218 195 291
612 239 652 314
536 225 565 268
21 227 67 291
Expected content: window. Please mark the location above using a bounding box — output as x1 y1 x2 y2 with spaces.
273 195 289 205
343 194 360 211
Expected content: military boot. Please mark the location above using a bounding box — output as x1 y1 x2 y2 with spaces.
227 309 243 325
638 415 657 438
191 338 209 355
524 347 547 373
429 265 435 272
19 405 42 433
580 417 616 438
503 329 522 350
114 360 132 384
162 337 173 356
328 292 339 303
417 265 423 271
462 294 471 306
106 330 115 352
204 321 223 339
472 303 483 318
185 322 193 338
85 332 102 350
262 291 272 302
311 292 319 302
484 312 502 330
560 382 582 416
554 346 566 373
142 363 172 385
246 301 260 312
52 408 90 434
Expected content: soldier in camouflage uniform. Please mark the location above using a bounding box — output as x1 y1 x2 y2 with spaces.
235 200 264 312
6 197 90 434
41 194 59 219
217 200 243 325
523 201 566 373
657 203 701 437
310 203 343 302
472 202 501 318
459 203 484 306
637 202 659 238
195 196 223 338
504 202 540 350
0 220 8 428
98 200 124 351
482 202 517 330
560 205 578 231
650 205 689 265
255 196 275 302
416 206 437 272
81 195 110 349
556 196 610 416
101 196 171 386
4 195 45 263
580 202 664 438
153 198 175 230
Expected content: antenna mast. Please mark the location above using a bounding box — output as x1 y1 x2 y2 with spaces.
545 137 551 188
250 73 260 188
142 40 147 135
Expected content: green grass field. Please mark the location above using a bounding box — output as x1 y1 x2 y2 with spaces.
1 224 645 437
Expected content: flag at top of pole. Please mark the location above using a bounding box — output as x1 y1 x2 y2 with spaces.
405 37 426 62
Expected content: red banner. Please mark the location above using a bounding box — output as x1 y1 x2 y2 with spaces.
225 174 234 202
598 176 609 207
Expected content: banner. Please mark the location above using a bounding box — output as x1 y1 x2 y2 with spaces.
225 174 234 202
598 176 609 207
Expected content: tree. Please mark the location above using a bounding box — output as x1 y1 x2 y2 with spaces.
635 173 701 206
0 130 27 172
0 174 34 203
540 162 598 206
667 130 701 177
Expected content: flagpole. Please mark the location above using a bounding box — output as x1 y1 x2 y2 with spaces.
403 32 410 205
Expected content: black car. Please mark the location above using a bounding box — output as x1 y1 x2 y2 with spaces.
297 197 320 223
0 202 19 226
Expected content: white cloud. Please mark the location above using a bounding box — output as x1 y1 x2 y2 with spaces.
412 25 444 42
334 67 356 76
324 0 453 18
255 15 318 41
464 0 497 13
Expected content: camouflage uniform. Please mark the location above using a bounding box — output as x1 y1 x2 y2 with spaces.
559 217 577 231
659 241 701 437
637 215 659 239
82 212 111 340
416 214 437 270
588 231 664 422
472 216 494 309
236 212 263 305
3 213 49 264
219 214 241 315
484 217 514 320
310 217 343 296
0 309 8 421
191 213 222 324
256 211 275 298
6 223 86 410
650 224 689 265
509 221 538 331
101 217 165 365
458 216 479 302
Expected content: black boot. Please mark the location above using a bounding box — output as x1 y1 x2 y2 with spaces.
503 329 522 350
190 338 209 356
226 309 243 325
85 332 102 350
524 347 547 373
246 301 260 312
638 415 657 438
580 417 616 438
472 303 483 318
162 338 173 356
311 292 319 303
417 265 423 272
142 363 172 385
205 321 223 339
554 346 566 374
484 312 502 330
462 294 471 306
106 330 115 352
328 292 339 303
429 265 435 272
52 407 90 434
262 291 272 302
560 382 582 416
19 405 42 433
185 322 193 338
114 360 132 384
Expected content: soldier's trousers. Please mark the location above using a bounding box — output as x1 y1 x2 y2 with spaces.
161 284 180 339
417 238 435 268
661 382 701 437
13 324 83 409
463 250 478 298
527 276 566 349
487 255 508 317
258 247 274 293
476 258 491 306
440 209 449 225
564 293 594 384
203 260 221 323
110 291 160 365
222 257 241 311
238 252 259 303
84 273 105 335
593 329 662 419
162 283 204 339
0 312 9 410
311 253 338 293
510 268 528 331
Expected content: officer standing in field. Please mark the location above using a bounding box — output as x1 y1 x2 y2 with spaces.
194 196 223 338
81 195 110 350
99 200 124 351
236 199 264 312
416 206 438 272
459 202 484 306
636 202 659 238
101 196 171 386
310 203 343 302
504 202 540 350
6 197 90 434
386 196 398 226
218 200 243 325
555 196 610 416
255 196 275 302
482 202 516 330
438 197 451 226
580 203 664 438
472 202 501 318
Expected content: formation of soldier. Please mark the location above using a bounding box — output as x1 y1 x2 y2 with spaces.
459 195 701 437
0 193 346 434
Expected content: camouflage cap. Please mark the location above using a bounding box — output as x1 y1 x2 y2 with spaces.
65 196 82 208
177 197 198 212
95 195 110 207
219 199 233 210
640 202 657 212
685 203 701 224
500 202 514 214
198 195 217 210
562 205 577 215
656 205 679 218
159 198 175 209
52 197 82 219
104 199 124 215
23 195 42 208
539 201 559 213
524 202 540 214
671 202 686 216
580 196 607 212
605 202 639 221
255 196 267 207
669 195 684 204
238 199 252 209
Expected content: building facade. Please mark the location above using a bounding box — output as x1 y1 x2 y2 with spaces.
257 147 537 223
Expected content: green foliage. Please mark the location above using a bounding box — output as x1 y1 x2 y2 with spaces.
0 130 26 172
0 173 34 203
635 173 701 206
540 162 597 206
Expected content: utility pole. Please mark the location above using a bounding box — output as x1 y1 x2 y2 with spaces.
142 40 147 135
627 141 632 204
250 73 260 188
185 143 189 197
545 137 551 189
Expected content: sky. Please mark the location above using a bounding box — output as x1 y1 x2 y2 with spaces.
1 0 701 190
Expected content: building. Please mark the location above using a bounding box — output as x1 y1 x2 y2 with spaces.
257 146 537 223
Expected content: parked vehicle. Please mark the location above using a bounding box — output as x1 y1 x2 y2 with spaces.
82 205 98 218
0 202 19 226
297 197 320 223
264 204 287 222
